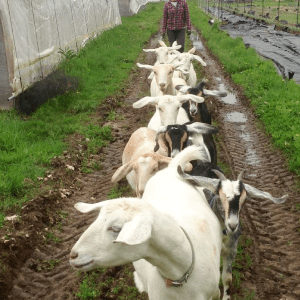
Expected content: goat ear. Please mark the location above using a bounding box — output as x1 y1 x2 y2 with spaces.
177 165 220 194
175 85 190 94
133 96 159 108
179 94 204 104
74 201 108 213
243 184 288 204
173 45 182 50
114 213 153 245
192 55 207 66
159 40 167 47
111 162 134 183
173 61 184 69
176 67 189 75
136 63 154 72
187 122 219 135
188 47 196 54
203 89 228 97
143 49 156 53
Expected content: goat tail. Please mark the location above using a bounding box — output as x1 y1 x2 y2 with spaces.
169 145 208 169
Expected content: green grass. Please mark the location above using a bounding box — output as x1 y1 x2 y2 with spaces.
76 266 142 300
107 185 133 200
0 1 164 226
189 1 300 177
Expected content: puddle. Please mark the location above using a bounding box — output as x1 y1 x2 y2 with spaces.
219 83 237 105
225 111 247 123
190 33 204 51
239 132 252 142
246 148 261 166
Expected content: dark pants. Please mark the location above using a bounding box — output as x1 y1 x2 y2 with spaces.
167 28 185 53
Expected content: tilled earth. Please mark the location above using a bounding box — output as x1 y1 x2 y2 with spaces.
1 27 300 300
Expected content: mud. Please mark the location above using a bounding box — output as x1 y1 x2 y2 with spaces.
208 7 300 84
0 23 300 300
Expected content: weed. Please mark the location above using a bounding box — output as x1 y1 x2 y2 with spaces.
76 271 101 299
44 231 62 244
58 47 77 61
107 185 132 199
0 261 7 274
37 259 60 271
59 210 69 218
106 109 117 121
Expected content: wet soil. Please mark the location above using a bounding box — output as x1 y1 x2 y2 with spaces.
1 26 300 300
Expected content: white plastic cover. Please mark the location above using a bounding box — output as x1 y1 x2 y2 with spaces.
130 0 163 14
0 0 121 97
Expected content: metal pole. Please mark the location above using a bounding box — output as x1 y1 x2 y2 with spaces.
297 0 299 25
277 0 280 21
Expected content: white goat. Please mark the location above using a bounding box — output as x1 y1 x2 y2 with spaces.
133 94 204 131
70 146 222 300
178 167 288 300
145 41 182 82
111 127 170 198
137 62 188 97
170 47 207 87
143 40 182 65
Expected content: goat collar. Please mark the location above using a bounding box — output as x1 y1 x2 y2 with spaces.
160 226 195 288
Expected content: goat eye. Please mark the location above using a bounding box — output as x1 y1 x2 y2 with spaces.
108 226 121 233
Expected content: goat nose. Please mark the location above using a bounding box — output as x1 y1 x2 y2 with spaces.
228 223 238 232
70 251 78 259
159 83 166 88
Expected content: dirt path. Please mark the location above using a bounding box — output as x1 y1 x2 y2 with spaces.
1 27 300 300
197 30 300 299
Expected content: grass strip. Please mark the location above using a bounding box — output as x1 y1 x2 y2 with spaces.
189 0 300 176
0 2 164 226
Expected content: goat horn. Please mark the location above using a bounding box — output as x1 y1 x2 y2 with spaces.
177 166 220 193
212 169 227 181
237 170 245 181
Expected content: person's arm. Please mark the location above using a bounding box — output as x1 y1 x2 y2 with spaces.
184 2 192 32
162 4 168 33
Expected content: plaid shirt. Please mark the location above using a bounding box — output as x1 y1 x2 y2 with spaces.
162 0 191 32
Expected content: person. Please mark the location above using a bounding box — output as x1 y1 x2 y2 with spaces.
162 0 192 53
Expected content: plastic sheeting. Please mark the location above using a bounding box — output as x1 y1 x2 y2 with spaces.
0 0 121 98
208 8 300 84
130 0 163 15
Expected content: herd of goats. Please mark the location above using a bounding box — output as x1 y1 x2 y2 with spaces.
69 41 288 299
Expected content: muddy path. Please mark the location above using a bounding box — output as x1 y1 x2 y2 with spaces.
1 26 300 300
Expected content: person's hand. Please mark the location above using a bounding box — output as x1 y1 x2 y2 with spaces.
187 30 191 35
